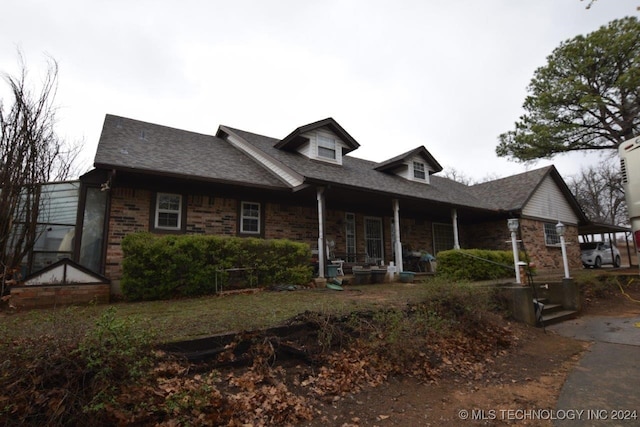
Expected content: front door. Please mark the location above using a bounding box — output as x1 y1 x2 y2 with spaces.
364 217 383 264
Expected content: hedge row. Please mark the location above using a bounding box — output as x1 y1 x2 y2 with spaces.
436 249 529 281
121 232 313 301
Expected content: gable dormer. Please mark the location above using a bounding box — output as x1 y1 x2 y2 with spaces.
374 146 443 184
275 118 360 165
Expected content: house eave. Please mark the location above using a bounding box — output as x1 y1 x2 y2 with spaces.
93 163 290 192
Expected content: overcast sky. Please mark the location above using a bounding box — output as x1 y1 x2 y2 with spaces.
1 0 638 181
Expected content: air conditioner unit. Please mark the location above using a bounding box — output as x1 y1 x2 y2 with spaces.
619 136 640 252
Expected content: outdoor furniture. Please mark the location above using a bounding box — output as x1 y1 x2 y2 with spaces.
330 259 345 276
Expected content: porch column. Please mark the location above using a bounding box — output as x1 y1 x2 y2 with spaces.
452 208 461 250
317 187 326 278
392 199 403 272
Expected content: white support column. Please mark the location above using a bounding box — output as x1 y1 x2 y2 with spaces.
508 219 521 284
392 199 403 273
511 230 522 284
559 234 570 279
452 208 460 250
317 187 326 278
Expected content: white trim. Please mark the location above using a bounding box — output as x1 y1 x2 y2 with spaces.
308 130 343 165
345 212 356 262
317 188 326 278
543 222 562 247
412 161 426 181
155 193 182 230
224 131 304 187
392 199 403 272
240 201 261 234
364 216 384 264
451 208 460 250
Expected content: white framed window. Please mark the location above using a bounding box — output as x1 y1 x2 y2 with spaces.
544 222 561 246
317 135 337 160
413 161 426 180
364 217 384 264
345 212 356 262
241 201 261 234
155 193 182 230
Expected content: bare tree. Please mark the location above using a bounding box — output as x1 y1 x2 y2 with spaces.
567 157 628 226
443 167 502 185
442 168 475 185
0 54 79 284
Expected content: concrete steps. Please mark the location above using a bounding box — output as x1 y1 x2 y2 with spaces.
536 297 578 326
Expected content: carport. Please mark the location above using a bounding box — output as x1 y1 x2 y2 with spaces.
579 222 636 267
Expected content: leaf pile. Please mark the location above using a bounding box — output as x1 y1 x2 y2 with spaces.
1 285 520 426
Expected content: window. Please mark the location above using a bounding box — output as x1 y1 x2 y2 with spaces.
79 187 107 273
241 201 261 234
364 217 383 264
345 213 356 262
317 135 337 160
413 162 426 180
155 193 182 230
544 222 561 246
432 223 454 254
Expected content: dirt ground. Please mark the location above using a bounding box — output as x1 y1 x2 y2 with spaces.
301 278 640 427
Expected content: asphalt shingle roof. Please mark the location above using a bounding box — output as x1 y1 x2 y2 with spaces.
469 167 552 211
94 115 288 189
223 126 495 210
93 114 575 216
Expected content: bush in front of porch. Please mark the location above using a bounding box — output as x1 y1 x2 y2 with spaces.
120 232 313 301
436 249 529 282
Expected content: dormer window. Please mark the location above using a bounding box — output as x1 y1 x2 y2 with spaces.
413 162 426 180
374 146 442 185
317 135 337 160
273 118 359 166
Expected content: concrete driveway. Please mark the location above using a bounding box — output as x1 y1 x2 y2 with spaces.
548 316 640 426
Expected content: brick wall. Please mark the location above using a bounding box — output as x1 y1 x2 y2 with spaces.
105 188 151 284
10 284 110 309
465 220 508 251
399 218 435 254
104 185 581 286
519 218 581 273
265 203 318 246
186 196 237 235
465 218 581 273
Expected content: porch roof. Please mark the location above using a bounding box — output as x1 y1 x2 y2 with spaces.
223 126 496 212
579 222 631 235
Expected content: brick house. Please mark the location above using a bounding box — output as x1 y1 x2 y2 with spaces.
74 115 587 292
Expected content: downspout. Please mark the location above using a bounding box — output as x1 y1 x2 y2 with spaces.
452 208 460 249
317 187 326 279
393 199 403 272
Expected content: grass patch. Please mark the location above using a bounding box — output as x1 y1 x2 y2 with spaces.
0 278 514 426
1 280 463 344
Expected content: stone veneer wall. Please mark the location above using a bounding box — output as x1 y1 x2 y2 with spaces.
519 218 581 273
465 218 582 273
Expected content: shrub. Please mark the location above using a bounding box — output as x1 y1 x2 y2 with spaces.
0 307 154 426
121 233 313 301
436 249 527 281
